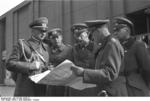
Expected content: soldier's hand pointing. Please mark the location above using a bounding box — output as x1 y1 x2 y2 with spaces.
29 61 42 70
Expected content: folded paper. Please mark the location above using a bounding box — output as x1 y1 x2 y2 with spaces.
29 59 96 90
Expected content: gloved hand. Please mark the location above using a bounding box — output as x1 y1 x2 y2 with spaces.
29 61 44 70
71 64 84 76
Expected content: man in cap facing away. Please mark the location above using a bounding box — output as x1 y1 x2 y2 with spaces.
113 17 150 96
68 23 99 96
45 28 73 96
71 19 128 96
6 17 49 96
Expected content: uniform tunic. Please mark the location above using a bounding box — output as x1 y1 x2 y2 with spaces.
6 38 49 96
122 38 150 96
69 41 98 96
82 36 128 96
46 43 73 96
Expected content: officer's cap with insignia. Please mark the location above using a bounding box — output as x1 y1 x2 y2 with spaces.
85 19 110 29
113 17 134 35
71 23 88 35
29 17 48 32
47 28 62 38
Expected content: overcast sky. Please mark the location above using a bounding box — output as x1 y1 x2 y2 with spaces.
0 0 25 16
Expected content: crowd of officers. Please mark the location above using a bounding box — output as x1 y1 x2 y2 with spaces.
5 16 150 96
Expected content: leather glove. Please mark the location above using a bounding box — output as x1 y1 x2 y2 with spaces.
29 61 43 70
71 64 84 77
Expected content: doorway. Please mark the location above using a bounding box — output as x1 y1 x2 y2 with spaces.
126 7 150 45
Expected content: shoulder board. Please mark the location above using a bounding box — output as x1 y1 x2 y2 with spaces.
111 37 117 43
111 38 121 45
66 44 72 47
18 39 25 46
19 38 25 41
18 39 25 43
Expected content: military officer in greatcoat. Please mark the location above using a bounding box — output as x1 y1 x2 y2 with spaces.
6 17 49 96
68 23 99 96
113 17 150 96
71 23 98 70
71 20 128 96
45 28 73 96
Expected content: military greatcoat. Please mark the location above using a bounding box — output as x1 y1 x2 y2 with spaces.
82 36 128 96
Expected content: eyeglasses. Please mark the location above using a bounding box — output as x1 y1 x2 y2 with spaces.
113 24 128 32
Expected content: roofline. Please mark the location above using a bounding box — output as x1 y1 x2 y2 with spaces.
126 4 150 15
0 0 32 19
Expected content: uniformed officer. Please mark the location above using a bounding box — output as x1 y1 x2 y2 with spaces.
71 23 98 69
68 23 99 96
6 17 49 96
46 28 73 96
71 19 128 96
113 17 150 96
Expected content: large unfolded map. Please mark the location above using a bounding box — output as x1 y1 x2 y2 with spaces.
29 59 96 90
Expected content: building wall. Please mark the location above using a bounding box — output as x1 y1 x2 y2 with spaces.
0 1 33 84
0 0 150 84
125 0 150 13
111 0 125 16
0 18 6 84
